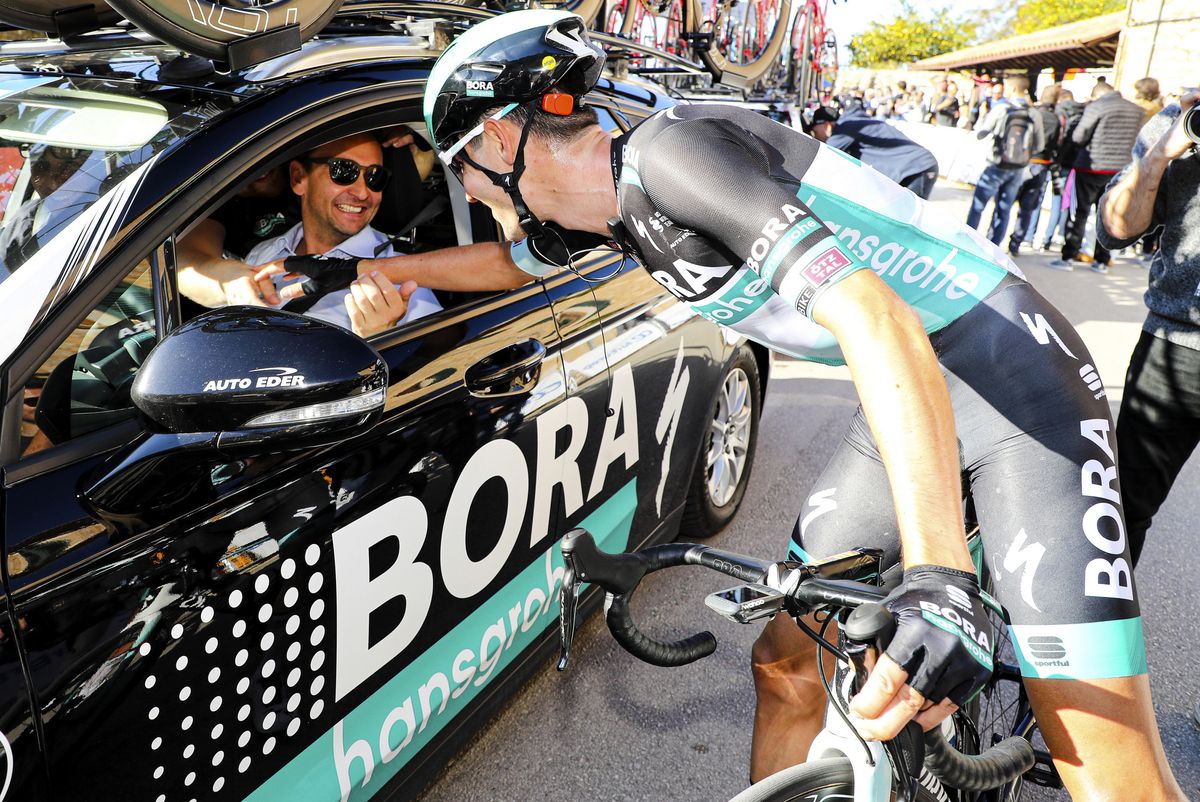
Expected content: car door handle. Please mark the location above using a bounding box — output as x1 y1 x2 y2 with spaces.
465 339 547 397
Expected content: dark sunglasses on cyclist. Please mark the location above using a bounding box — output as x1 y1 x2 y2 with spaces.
302 157 391 192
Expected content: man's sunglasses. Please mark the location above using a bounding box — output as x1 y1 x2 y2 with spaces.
302 157 391 192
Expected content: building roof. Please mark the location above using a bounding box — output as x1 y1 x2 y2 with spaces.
911 11 1124 72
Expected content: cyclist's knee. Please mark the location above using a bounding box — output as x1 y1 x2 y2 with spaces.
751 614 819 676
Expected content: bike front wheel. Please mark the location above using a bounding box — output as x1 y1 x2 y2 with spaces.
729 757 947 802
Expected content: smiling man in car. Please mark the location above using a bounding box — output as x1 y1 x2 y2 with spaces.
244 132 442 336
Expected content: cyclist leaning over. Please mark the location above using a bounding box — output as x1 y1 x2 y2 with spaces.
354 11 1178 798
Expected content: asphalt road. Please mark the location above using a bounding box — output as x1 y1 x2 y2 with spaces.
418 183 1200 802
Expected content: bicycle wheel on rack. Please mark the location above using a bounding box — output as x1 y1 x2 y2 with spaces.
688 0 791 88
728 757 946 802
449 0 607 27
787 2 815 102
820 29 838 96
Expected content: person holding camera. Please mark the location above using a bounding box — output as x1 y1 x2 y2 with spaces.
1099 91 1200 569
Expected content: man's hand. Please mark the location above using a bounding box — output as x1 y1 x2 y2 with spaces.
379 125 436 180
345 273 417 338
221 265 281 306
849 565 994 740
1100 90 1200 240
1153 90 1200 162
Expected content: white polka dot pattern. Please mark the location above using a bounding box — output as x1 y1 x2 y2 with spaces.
141 542 331 795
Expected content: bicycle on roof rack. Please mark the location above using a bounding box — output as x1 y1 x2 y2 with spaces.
556 523 1065 801
784 0 838 103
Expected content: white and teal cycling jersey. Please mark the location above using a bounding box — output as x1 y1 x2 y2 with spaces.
609 103 1023 365
586 102 1143 683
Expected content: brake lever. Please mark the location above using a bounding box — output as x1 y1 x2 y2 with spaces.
557 554 581 671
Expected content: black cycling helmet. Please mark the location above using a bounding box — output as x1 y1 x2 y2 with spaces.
423 9 606 156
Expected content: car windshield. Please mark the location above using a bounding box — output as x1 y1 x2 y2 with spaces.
0 72 230 280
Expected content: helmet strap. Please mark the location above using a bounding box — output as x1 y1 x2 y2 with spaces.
459 109 546 237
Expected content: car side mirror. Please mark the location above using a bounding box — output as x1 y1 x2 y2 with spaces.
131 306 387 445
80 308 387 534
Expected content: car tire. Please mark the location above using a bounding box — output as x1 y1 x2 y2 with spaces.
106 0 343 66
680 345 760 539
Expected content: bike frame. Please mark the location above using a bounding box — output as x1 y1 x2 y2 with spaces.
808 670 892 802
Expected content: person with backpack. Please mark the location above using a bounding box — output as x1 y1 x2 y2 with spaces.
1037 87 1086 251
1048 81 1145 273
966 74 1044 247
1008 84 1063 255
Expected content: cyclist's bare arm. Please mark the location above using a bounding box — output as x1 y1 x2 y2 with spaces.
177 218 280 307
813 270 970 573
266 241 532 301
813 270 972 739
1101 91 1199 239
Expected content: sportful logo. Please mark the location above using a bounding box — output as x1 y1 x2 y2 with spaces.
1026 635 1067 661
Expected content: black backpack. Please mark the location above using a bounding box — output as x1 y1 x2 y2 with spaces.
996 107 1034 168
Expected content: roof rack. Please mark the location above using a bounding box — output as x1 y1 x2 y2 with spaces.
244 34 434 82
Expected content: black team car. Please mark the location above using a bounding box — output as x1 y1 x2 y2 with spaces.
0 3 766 800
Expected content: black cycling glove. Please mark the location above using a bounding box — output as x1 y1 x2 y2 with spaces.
282 254 360 298
882 565 994 706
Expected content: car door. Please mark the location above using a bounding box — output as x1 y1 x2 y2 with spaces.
0 107 575 802
540 98 734 555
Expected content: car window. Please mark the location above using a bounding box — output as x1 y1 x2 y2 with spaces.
0 72 235 279
176 124 458 333
20 256 156 457
593 106 627 133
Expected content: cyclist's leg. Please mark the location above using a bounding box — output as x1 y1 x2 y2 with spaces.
751 416 899 781
941 278 1187 801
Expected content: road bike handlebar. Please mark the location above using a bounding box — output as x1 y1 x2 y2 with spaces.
557 528 1035 794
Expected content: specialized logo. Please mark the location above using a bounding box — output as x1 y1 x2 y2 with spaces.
1001 528 1045 613
799 488 837 539
653 342 690 515
202 366 305 392
544 23 593 58
1019 312 1077 359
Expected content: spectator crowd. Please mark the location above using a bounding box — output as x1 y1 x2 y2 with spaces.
816 72 1190 270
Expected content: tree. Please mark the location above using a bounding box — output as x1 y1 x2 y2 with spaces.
1012 0 1126 34
846 5 977 67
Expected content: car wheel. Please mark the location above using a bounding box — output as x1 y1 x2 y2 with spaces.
680 345 760 539
106 0 344 67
